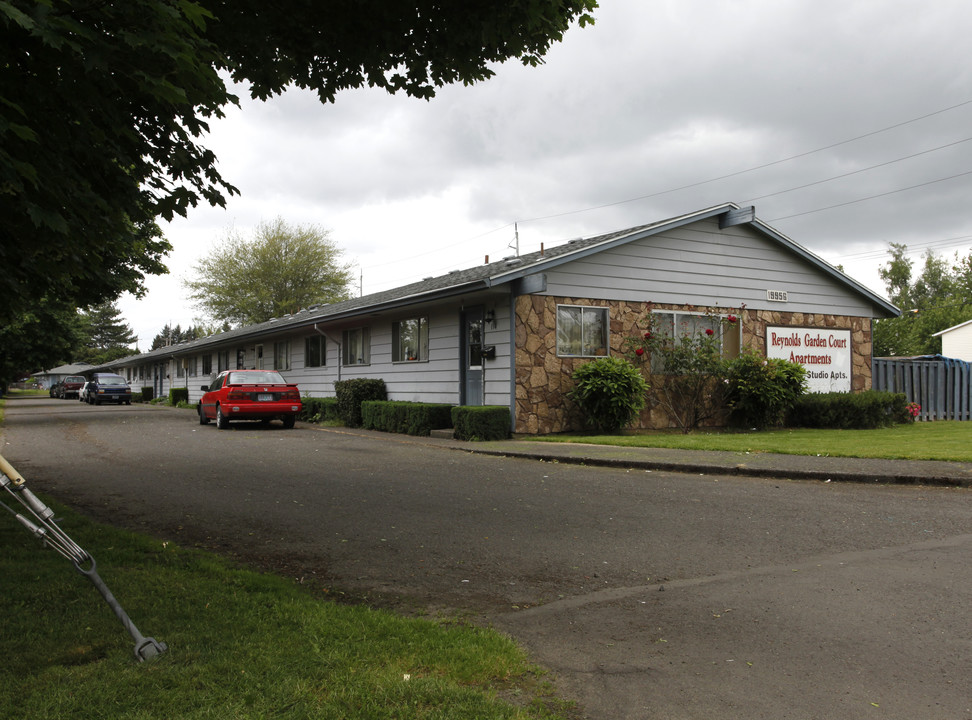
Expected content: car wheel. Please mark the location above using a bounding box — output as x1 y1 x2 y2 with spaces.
198 404 209 425
282 415 296 429
215 404 229 430
94 395 101 406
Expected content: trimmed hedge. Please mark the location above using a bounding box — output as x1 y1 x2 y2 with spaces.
299 397 341 423
131 392 143 403
361 401 454 436
168 387 189 406
334 378 387 427
141 386 154 401
788 390 910 429
451 405 511 441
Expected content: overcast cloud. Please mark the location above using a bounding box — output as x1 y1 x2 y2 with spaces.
120 0 972 346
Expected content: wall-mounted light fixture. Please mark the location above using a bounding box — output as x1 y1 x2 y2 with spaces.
484 309 496 328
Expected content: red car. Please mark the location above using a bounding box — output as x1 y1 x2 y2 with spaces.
197 370 302 429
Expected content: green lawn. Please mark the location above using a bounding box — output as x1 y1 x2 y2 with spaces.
0 499 571 719
527 421 972 462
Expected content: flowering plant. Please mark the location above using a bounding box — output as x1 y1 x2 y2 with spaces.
622 308 740 431
906 402 921 421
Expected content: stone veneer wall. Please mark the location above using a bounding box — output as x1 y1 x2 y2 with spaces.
513 295 873 435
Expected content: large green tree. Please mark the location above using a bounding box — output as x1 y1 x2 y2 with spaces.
0 298 83 387
0 0 597 324
873 244 972 356
185 217 353 326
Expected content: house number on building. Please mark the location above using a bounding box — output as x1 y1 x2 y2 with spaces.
766 289 788 302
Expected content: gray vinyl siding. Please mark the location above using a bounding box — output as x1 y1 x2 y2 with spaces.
542 218 876 316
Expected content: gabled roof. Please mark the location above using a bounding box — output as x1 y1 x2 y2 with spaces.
41 362 94 375
103 203 899 368
932 318 972 337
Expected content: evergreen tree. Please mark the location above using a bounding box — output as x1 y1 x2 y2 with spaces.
77 302 138 365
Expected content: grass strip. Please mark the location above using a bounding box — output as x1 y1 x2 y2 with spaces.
526 421 972 462
0 499 570 719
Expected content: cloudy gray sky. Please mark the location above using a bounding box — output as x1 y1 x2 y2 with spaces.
120 0 972 347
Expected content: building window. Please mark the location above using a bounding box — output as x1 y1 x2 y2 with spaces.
556 305 608 357
176 361 184 378
273 341 291 371
342 327 370 365
236 348 245 370
186 357 196 376
217 349 230 373
651 311 741 371
305 336 326 368
392 317 429 362
255 344 264 370
201 354 212 375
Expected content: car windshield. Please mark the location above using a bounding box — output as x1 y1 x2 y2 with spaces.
66 376 85 383
98 376 128 386
227 371 287 385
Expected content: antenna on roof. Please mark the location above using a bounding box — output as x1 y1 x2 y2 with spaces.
508 223 520 257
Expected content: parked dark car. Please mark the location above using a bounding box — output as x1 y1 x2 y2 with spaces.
86 373 132 405
58 375 86 399
49 381 63 398
198 370 301 429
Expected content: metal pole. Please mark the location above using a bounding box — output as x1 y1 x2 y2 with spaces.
0 453 166 661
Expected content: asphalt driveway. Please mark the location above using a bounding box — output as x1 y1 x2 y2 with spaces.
2 396 970 719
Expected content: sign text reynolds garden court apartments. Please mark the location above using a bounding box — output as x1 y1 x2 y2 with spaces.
766 326 852 393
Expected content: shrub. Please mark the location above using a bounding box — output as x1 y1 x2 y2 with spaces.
168 388 189 406
451 406 510 441
131 392 143 403
334 378 387 427
361 401 453 436
788 391 910 429
723 350 807 429
299 397 341 423
567 356 648 433
624 310 736 432
141 386 154 401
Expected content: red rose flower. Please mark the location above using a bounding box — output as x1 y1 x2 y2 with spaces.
644 332 651 339
635 347 645 356
727 314 737 323
705 328 714 336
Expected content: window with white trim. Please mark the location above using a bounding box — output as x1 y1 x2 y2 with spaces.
392 317 429 362
342 327 370 366
556 305 609 357
650 310 741 371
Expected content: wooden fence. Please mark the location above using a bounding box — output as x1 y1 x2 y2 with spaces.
872 355 972 421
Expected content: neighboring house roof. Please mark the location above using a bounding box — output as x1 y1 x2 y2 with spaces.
932 318 972 337
41 362 93 375
102 202 900 368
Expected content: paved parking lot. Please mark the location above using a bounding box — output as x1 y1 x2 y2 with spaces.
3 396 970 719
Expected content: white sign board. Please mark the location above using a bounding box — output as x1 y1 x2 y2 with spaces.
766 327 852 393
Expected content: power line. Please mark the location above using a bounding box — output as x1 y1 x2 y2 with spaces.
768 170 972 222
742 137 972 203
361 98 972 286
515 98 972 225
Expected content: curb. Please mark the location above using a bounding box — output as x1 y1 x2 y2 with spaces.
447 446 972 488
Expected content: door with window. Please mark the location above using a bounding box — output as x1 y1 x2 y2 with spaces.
461 306 484 405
